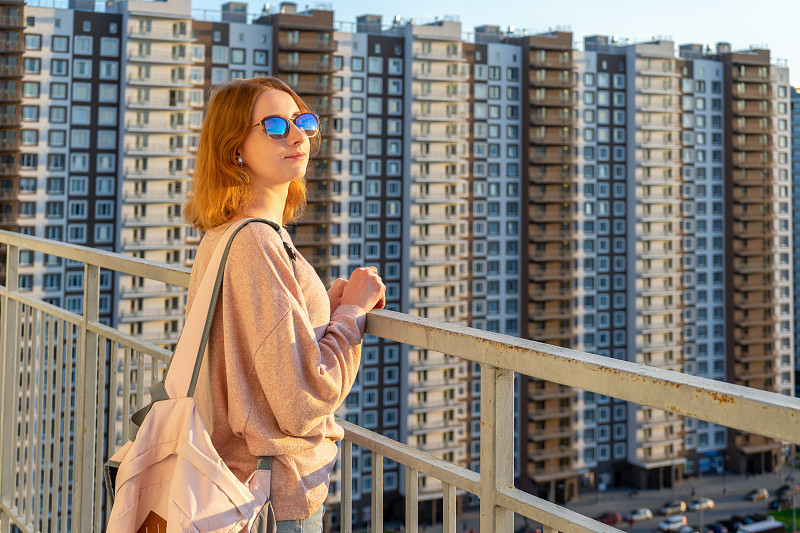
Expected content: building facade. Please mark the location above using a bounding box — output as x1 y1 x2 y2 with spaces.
5 0 795 527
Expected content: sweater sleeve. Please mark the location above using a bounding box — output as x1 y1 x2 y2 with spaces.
256 302 366 437
222 224 366 444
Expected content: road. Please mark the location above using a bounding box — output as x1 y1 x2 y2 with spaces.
421 470 797 533
562 470 795 532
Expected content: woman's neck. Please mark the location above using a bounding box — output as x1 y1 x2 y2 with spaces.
245 183 289 225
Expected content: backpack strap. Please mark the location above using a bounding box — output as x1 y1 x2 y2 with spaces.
129 218 290 440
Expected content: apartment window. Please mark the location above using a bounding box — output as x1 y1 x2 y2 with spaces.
253 50 268 66
23 82 40 98
20 153 37 169
70 153 89 172
100 36 119 56
25 34 42 50
47 154 65 171
67 129 88 149
99 61 118 79
98 107 117 126
230 48 245 64
74 35 92 54
20 129 38 146
51 35 68 52
22 105 39 121
368 57 382 73
98 154 115 172
212 46 228 63
18 201 35 218
97 177 114 195
24 57 40 74
387 79 402 95
71 82 91 101
49 58 69 78
73 58 92 78
97 83 117 102
67 224 86 243
97 130 116 149
72 106 91 125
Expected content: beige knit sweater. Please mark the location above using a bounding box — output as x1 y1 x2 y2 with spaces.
186 220 366 521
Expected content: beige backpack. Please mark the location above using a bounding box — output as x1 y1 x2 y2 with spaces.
104 218 278 533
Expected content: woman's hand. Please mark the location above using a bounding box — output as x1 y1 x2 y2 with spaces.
327 278 347 315
341 266 386 313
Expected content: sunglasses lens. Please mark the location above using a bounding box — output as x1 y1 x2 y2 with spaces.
263 117 289 140
295 113 319 136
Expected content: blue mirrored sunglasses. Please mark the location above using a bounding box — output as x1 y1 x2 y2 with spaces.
251 112 319 140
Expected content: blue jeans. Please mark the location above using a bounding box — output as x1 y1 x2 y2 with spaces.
276 504 324 533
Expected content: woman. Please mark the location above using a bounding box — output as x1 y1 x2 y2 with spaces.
183 77 385 532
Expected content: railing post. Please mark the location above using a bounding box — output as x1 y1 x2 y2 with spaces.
405 467 418 533
341 439 352 533
480 365 514 533
442 482 456 533
371 453 383 533
0 244 18 516
73 263 100 532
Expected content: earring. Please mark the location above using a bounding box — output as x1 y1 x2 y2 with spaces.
237 156 243 168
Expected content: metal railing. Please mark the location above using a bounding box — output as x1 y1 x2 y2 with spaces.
1 229 800 533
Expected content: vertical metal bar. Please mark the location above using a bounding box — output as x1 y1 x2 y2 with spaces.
62 321 75 533
109 340 119 455
480 365 514 533
73 262 100 533
122 348 131 443
442 482 456 533
24 303 34 526
33 308 46 529
341 440 352 533
136 351 144 408
95 335 108 528
405 467 418 533
151 350 157 389
371 453 383 533
42 314 55 533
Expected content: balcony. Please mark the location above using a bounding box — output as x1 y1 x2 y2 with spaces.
126 27 195 42
277 37 336 53
1 230 799 533
126 51 193 65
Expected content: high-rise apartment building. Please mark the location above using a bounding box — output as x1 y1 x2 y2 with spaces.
722 46 793 472
6 0 794 527
0 0 23 279
517 31 582 502
792 86 800 399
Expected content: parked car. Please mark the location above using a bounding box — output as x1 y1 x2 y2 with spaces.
593 511 622 525
658 515 688 531
660 501 688 515
768 497 792 511
688 497 714 511
745 488 769 501
776 484 797 499
703 523 728 533
679 527 700 533
624 508 653 522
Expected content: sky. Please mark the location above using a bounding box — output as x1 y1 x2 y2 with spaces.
191 0 800 85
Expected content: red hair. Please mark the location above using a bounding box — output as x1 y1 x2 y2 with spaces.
184 77 317 231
